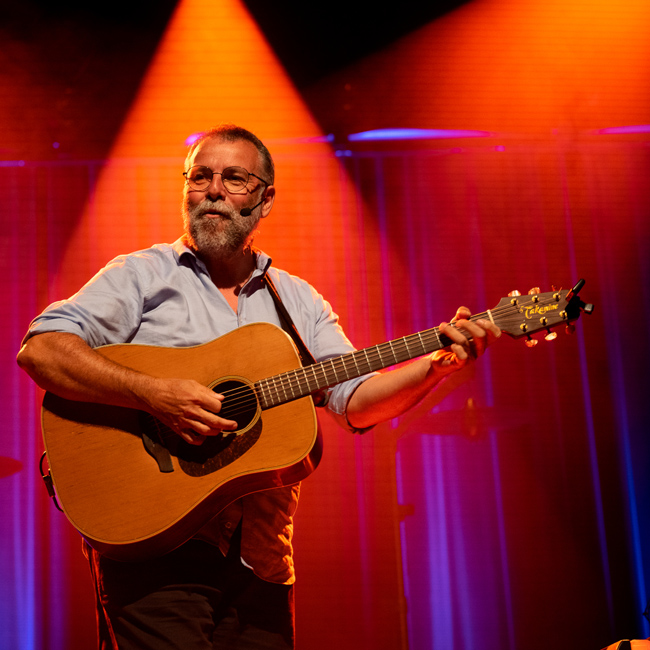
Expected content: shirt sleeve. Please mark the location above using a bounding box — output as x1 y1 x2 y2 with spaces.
22 255 146 348
312 295 376 435
269 270 376 435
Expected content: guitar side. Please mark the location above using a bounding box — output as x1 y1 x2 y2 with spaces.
41 323 322 561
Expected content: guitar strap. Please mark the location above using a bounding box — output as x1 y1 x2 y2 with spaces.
263 273 317 366
264 273 328 407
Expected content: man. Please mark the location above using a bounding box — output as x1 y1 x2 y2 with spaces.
17 125 500 649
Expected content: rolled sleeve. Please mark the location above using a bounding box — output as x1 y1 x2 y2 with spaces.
326 376 374 435
268 269 377 435
23 256 145 348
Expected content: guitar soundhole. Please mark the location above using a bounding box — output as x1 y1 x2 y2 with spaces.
212 379 259 432
140 378 263 477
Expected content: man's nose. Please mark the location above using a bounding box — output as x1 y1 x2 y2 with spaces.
206 172 226 199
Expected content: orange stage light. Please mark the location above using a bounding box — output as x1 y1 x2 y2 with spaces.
55 0 357 295
307 0 650 136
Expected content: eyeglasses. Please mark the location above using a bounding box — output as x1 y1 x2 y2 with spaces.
183 165 270 193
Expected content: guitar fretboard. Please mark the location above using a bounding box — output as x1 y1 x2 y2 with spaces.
253 324 468 410
253 282 579 411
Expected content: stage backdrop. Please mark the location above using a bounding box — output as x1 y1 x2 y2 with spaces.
2 0 650 646
1 131 649 649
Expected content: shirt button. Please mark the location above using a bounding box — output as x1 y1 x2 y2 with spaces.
224 522 232 529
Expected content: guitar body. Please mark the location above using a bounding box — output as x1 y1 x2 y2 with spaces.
42 323 322 562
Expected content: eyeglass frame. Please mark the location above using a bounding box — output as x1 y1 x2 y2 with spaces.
182 165 271 194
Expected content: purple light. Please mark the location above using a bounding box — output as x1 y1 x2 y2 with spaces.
184 132 204 146
282 134 335 144
597 125 650 135
52 142 60 149
348 128 492 142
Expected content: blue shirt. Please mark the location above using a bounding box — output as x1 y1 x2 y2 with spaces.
25 238 374 583
25 238 370 431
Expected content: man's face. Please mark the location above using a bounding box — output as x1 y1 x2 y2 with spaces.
182 137 273 257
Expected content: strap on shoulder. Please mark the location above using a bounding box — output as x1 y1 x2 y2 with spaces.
264 273 328 406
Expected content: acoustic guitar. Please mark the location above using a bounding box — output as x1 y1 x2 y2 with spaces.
41 281 592 561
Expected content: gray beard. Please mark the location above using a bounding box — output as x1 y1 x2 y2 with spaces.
183 197 259 258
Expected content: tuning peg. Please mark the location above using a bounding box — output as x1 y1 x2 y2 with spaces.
524 336 538 348
527 287 541 295
508 290 521 306
565 324 576 335
544 329 557 341
581 302 595 315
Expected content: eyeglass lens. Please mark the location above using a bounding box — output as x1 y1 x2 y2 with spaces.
186 166 250 192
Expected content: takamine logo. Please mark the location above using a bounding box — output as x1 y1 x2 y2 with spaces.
524 303 559 319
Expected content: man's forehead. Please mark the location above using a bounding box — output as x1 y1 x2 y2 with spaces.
190 137 259 168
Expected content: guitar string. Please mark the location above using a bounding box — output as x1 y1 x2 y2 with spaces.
182 296 566 420
212 310 494 417
215 296 561 406
161 295 569 423
144 296 567 439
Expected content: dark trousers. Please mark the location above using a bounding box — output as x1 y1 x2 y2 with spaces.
85 528 295 649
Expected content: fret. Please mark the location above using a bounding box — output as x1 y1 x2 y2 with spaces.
319 362 329 385
402 336 413 359
273 377 282 404
375 344 385 370
340 356 351 379
272 375 285 404
378 344 387 368
310 364 321 391
338 356 348 379
264 378 275 408
352 352 361 376
417 331 426 356
329 358 339 383
400 337 410 362
255 381 266 410
388 340 398 364
363 348 372 373
298 367 310 395
341 354 353 379
286 373 296 400
302 367 314 395
255 380 268 408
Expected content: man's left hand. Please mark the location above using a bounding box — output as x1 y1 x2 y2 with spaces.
431 306 501 373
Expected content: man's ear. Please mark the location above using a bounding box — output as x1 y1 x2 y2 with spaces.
260 185 275 218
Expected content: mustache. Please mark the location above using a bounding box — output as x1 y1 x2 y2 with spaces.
191 200 232 218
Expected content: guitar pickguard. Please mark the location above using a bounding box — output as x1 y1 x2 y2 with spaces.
177 418 263 477
137 413 263 477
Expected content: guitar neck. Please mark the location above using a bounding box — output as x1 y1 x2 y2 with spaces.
254 280 592 410
255 312 489 410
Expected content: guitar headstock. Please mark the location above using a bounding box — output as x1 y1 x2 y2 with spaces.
490 279 593 345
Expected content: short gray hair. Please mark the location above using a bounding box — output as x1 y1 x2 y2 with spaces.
184 124 275 184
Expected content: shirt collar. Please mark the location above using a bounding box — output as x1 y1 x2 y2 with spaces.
171 236 272 278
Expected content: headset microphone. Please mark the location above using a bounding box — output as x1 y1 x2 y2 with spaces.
240 198 265 217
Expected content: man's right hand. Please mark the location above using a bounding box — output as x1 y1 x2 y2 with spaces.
139 377 238 445
17 332 237 446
